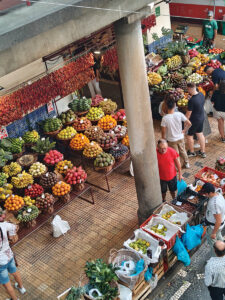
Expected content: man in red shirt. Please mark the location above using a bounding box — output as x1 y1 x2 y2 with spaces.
157 139 183 202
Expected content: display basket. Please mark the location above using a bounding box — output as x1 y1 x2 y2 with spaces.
140 215 181 249
22 218 37 229
44 127 62 137
25 142 36 151
194 166 225 190
64 119 76 126
12 147 25 160
123 229 162 265
17 154 38 168
114 151 129 163
153 202 193 231
75 110 89 116
94 162 115 173
59 193 71 204
108 248 147 291
73 182 85 192
7 205 24 217
56 136 74 146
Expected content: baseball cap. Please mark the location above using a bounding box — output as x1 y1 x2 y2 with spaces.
201 182 215 194
208 10 214 17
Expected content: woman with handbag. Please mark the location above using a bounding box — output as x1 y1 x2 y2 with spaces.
0 220 26 300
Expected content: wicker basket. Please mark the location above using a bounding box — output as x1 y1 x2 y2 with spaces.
25 142 36 151
64 119 76 126
60 193 71 204
75 110 89 116
94 163 114 173
73 182 85 192
23 219 37 228
44 127 62 137
115 151 129 163
17 154 38 168
12 147 25 160
108 248 146 290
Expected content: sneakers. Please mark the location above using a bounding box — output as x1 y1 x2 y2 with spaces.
221 138 225 143
187 150 196 157
15 283 26 295
184 162 190 169
196 150 206 158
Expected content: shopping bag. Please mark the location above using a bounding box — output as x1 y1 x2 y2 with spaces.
51 215 70 238
177 179 187 195
181 224 203 250
204 96 213 114
173 236 190 266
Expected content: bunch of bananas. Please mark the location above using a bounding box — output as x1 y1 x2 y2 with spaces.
3 162 22 177
147 72 162 86
0 183 13 200
166 55 182 70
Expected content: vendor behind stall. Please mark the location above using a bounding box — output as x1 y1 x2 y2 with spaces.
201 183 225 255
202 11 218 48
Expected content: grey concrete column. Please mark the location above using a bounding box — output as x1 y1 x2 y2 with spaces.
115 19 162 224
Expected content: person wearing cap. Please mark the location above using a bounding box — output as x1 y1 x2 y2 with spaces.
201 183 225 253
202 11 218 48
204 240 225 300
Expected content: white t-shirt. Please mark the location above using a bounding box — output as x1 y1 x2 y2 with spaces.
206 193 225 227
161 112 187 142
0 222 16 265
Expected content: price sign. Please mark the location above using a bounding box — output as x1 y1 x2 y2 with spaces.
0 126 8 140
47 101 54 113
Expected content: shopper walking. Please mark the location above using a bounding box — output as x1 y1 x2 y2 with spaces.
204 65 225 89
201 183 225 254
211 79 225 142
156 139 183 202
161 98 191 168
87 51 102 98
202 10 218 48
205 240 225 300
0 221 26 300
186 82 206 158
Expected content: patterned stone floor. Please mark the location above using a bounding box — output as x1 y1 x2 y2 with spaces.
1 114 223 300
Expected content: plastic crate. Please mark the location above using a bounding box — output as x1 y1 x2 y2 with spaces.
140 215 181 250
194 167 225 190
153 202 193 231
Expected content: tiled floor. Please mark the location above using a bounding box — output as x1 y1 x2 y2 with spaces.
1 114 224 300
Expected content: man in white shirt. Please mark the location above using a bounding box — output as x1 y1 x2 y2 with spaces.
201 183 225 254
161 98 191 168
205 241 225 300
0 221 26 300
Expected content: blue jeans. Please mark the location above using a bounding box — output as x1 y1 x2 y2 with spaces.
0 258 17 284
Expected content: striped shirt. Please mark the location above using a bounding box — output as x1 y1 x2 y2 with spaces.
205 256 225 288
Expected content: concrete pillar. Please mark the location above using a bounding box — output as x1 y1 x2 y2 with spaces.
115 19 162 225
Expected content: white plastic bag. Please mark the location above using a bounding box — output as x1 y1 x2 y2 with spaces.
51 215 70 237
119 284 132 300
204 96 213 114
129 162 134 177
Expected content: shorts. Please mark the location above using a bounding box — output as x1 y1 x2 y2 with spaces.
160 176 177 194
0 258 17 284
187 122 204 136
213 108 225 120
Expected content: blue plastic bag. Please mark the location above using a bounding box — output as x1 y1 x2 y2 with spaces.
173 236 190 266
144 266 153 282
181 224 203 251
177 179 187 195
130 259 145 277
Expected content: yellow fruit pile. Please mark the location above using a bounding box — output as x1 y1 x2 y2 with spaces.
122 135 129 147
98 115 117 131
70 133 90 150
83 142 103 158
147 72 162 85
197 54 209 65
86 107 104 121
11 171 34 188
23 196 35 206
55 160 73 174
0 184 13 200
166 55 182 70
57 126 77 140
3 162 22 177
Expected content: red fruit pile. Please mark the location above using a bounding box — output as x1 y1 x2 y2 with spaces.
111 109 126 121
91 94 104 106
65 166 87 185
207 60 221 69
25 184 44 198
44 150 64 165
188 48 199 58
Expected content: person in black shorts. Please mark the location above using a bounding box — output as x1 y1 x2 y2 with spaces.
186 82 206 158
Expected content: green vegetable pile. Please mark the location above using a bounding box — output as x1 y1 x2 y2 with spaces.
85 259 119 300
0 138 24 154
0 149 13 167
23 130 40 144
157 65 168 77
60 110 76 125
17 205 39 222
0 172 8 187
66 287 85 300
94 152 115 168
69 97 92 112
32 138 56 154
42 118 62 133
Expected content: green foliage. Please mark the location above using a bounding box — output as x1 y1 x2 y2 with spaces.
0 149 13 167
31 138 56 154
66 287 85 300
85 259 119 300
152 33 160 41
161 27 173 37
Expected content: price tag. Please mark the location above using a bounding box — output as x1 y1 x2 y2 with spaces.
111 130 114 134
80 120 84 124
176 201 182 206
53 116 57 119
59 181 62 184
116 146 119 150
6 194 9 198
19 137 22 140
64 165 68 169
104 98 107 101
82 136 84 139
46 173 49 177
28 185 32 189
83 96 85 99
90 142 94 145
12 194 14 197
18 174 22 178
70 118 73 122
123 116 126 120
158 224 164 230
41 194 45 199
41 138 45 141
94 127 97 131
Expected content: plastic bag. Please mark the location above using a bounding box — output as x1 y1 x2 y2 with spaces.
129 162 134 177
204 96 213 114
144 266 153 282
181 224 203 250
130 259 145 277
119 284 132 300
177 179 187 195
88 288 102 299
173 236 190 266
51 215 70 238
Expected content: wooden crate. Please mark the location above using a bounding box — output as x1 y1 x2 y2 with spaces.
132 282 152 300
